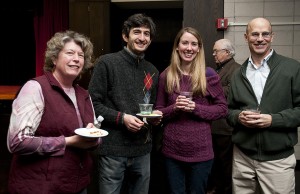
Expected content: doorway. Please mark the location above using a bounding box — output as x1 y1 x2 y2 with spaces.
109 4 183 193
110 2 183 73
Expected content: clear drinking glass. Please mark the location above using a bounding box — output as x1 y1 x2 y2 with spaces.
244 107 261 114
139 104 153 115
180 91 193 100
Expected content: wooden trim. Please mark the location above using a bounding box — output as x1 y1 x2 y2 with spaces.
0 86 20 100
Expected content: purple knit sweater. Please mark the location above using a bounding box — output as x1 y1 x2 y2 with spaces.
155 67 228 162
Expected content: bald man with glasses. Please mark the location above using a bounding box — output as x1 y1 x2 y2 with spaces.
227 17 300 194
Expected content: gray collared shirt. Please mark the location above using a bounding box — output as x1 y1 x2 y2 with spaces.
246 50 273 104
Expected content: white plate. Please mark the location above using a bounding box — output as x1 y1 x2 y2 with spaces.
75 128 108 138
136 113 162 118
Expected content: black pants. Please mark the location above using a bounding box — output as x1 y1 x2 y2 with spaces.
207 134 233 194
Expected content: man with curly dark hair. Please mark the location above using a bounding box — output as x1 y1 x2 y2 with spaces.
89 13 162 194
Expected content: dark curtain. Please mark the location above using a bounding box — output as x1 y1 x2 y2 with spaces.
34 0 69 76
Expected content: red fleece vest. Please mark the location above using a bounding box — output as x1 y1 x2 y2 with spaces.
8 72 94 194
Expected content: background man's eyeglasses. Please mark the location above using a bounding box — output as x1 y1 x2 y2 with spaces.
213 49 226 55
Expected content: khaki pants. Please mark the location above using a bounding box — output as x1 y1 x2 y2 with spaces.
232 145 296 194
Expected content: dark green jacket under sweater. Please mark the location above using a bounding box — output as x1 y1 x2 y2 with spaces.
227 51 300 161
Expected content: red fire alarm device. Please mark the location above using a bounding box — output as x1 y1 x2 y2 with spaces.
216 18 228 30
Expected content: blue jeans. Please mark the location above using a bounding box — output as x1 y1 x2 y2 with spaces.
98 154 150 194
165 157 213 194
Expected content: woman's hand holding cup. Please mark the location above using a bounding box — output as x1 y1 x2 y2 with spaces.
175 91 194 112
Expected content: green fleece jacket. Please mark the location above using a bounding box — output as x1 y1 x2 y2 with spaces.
227 51 300 161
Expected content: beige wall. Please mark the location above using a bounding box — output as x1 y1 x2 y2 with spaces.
296 128 300 159
224 0 300 64
224 0 300 159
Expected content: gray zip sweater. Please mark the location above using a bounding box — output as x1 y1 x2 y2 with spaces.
89 48 159 157
227 51 300 161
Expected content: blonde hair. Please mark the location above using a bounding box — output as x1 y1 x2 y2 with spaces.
166 27 207 96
